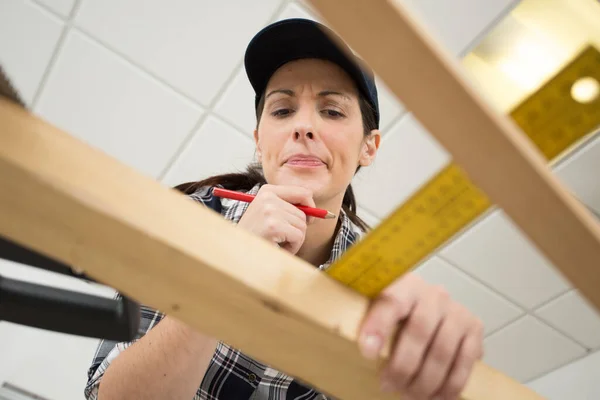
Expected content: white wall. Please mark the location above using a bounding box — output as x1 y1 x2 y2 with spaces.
0 323 103 400
527 349 600 400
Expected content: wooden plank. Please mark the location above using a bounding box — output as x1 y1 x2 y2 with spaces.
0 99 543 398
307 0 600 312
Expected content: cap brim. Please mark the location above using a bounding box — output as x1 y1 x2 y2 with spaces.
244 18 376 116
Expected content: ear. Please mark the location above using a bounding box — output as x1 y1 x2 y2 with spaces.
358 129 381 166
253 129 262 159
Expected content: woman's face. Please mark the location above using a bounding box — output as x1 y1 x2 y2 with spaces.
253 58 380 205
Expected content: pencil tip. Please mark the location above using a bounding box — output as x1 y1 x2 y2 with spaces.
325 211 337 219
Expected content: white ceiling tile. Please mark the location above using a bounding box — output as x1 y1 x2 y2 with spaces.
376 79 405 133
414 256 523 334
535 290 600 350
293 0 324 19
34 30 203 179
483 315 586 382
554 132 600 215
212 66 257 138
0 0 63 105
33 0 75 17
356 206 381 229
0 322 100 400
527 349 600 399
213 1 322 137
73 0 283 106
276 1 320 21
440 209 571 310
392 0 519 55
352 113 450 219
161 116 256 187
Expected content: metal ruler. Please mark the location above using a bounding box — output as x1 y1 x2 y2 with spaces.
327 45 600 297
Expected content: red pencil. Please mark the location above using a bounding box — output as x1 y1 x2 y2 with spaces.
212 187 336 219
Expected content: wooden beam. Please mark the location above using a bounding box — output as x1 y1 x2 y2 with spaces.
307 0 600 312
0 99 543 398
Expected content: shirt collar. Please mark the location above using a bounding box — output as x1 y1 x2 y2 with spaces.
318 207 364 271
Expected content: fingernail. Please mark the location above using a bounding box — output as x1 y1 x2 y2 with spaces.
360 334 382 360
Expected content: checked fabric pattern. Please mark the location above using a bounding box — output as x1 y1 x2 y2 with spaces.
84 183 365 400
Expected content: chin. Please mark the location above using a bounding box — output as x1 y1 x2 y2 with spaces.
274 169 329 197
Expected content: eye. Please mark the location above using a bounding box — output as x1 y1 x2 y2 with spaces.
322 109 345 118
272 108 294 117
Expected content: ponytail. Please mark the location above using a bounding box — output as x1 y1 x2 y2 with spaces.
341 181 370 232
174 162 266 195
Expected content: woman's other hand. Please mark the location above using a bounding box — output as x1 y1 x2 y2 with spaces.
358 272 484 400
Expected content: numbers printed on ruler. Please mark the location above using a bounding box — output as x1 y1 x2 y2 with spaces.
326 44 600 298
327 163 492 297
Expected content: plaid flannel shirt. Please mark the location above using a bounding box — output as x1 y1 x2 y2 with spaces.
84 183 365 400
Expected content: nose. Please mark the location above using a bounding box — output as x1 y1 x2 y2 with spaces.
293 124 314 141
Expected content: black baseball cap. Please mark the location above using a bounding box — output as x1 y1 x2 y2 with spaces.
244 18 380 128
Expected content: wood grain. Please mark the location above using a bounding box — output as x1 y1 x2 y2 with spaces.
307 0 600 313
0 98 543 398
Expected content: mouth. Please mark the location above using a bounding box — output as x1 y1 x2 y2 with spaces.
284 154 327 168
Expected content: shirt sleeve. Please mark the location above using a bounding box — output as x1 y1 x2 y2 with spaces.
83 297 165 399
84 188 221 399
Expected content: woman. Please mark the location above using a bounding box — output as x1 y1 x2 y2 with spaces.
85 18 483 400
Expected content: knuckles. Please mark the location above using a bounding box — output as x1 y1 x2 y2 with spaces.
410 307 435 339
375 292 412 319
262 202 277 217
432 284 450 300
389 345 420 381
431 339 456 364
264 218 280 236
260 184 276 193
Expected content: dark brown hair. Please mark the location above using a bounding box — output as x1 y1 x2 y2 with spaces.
174 89 378 232
0 65 26 109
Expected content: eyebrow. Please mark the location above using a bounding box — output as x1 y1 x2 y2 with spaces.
265 89 352 101
319 90 351 101
266 89 294 99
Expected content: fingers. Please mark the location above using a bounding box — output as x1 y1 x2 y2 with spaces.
279 198 310 230
404 302 466 398
258 184 317 225
358 273 484 399
381 286 448 392
239 184 327 254
358 274 423 361
279 224 306 254
358 295 412 361
269 184 317 224
263 202 306 249
437 319 484 400
278 204 307 254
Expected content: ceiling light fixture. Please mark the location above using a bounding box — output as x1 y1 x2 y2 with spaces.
571 76 600 103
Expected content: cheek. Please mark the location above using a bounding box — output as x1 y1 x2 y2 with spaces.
327 130 363 167
257 126 285 160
